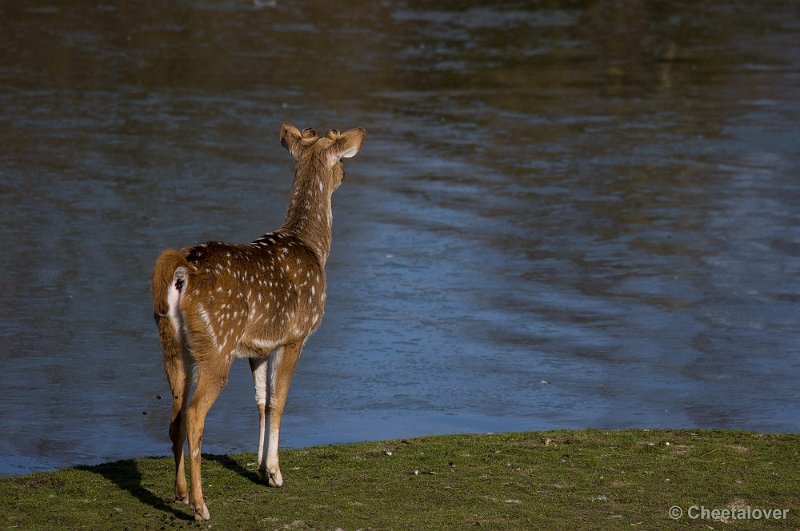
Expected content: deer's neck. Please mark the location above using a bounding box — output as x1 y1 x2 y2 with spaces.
278 167 333 266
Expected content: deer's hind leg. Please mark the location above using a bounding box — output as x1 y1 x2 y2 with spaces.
157 316 191 504
186 352 233 521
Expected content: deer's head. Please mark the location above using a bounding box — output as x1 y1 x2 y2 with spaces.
280 122 365 191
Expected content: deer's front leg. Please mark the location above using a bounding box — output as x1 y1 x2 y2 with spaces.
265 341 303 487
249 357 268 479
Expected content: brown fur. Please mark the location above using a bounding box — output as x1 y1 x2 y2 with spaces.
152 249 189 317
152 122 365 520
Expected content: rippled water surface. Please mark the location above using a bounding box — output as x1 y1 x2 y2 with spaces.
1 1 799 474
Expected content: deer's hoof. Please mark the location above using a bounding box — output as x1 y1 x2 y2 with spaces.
193 503 210 521
175 494 189 505
258 467 283 487
268 469 283 488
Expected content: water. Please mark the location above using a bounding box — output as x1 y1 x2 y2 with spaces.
1 1 798 475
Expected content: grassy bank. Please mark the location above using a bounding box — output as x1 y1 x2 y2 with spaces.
1 430 798 529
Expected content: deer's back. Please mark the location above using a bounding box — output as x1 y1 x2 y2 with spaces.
177 234 326 360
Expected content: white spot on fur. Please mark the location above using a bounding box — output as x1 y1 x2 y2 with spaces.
197 305 219 348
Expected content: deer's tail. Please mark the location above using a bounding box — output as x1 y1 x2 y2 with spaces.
152 249 190 319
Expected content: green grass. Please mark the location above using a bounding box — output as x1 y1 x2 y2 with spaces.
1 430 798 529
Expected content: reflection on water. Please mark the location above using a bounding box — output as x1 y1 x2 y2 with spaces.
1 1 798 474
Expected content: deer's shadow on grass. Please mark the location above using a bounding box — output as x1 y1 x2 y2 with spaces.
206 453 261 485
77 459 192 521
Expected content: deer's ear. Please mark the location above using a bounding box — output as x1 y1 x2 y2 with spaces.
325 127 365 166
280 122 304 160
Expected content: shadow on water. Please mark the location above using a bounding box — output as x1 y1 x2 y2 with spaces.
76 460 192 521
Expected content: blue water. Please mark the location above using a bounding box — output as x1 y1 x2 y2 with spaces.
1 1 798 475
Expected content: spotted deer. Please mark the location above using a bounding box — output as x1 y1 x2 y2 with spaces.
151 122 365 520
